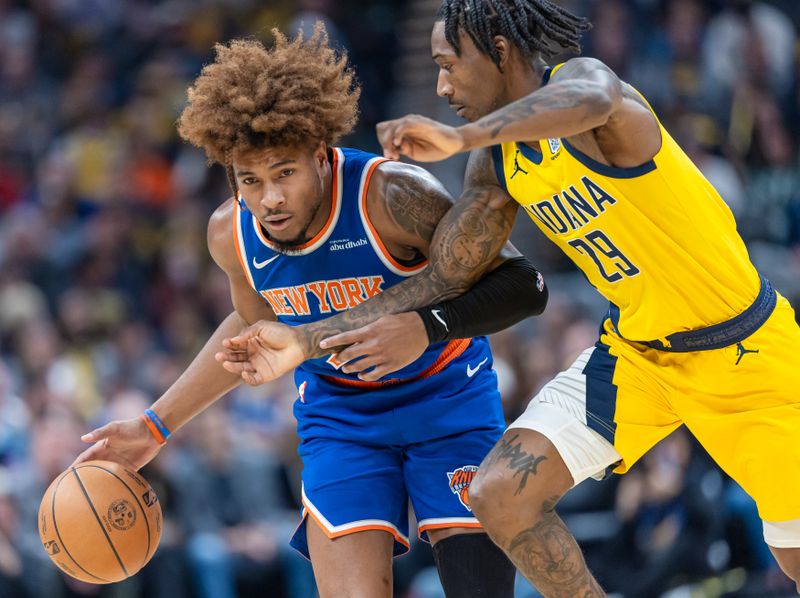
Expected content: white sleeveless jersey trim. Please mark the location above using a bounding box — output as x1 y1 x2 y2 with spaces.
358 157 428 277
246 147 345 256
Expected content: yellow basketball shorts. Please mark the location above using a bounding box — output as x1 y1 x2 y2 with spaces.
509 294 800 522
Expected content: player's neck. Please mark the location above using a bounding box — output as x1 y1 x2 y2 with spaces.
304 158 334 240
504 57 548 104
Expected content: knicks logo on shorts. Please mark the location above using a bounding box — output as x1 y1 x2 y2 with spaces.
447 465 479 512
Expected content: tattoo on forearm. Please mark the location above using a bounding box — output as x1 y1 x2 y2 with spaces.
487 434 547 495
296 185 515 359
479 79 613 140
509 497 606 598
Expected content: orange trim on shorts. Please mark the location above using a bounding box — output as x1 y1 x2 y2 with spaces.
320 338 472 388
360 159 428 274
253 149 340 250
301 503 411 550
140 414 166 445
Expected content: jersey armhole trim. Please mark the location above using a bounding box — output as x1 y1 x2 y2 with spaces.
232 201 257 290
490 145 508 191
562 138 657 179
359 159 429 276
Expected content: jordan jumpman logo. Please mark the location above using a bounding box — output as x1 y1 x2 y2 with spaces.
735 342 759 365
510 150 528 179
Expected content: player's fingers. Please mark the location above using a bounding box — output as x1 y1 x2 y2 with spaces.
220 360 257 375
377 123 402 159
332 344 370 366
225 321 265 347
241 370 264 386
391 124 409 149
214 350 248 363
358 363 390 382
376 119 398 145
71 440 107 466
81 422 117 443
341 354 380 375
319 328 370 350
222 337 249 352
71 448 96 466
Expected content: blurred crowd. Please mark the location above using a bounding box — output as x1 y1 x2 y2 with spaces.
0 0 798 597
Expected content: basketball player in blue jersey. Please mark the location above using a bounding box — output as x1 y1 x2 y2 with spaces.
73 25 550 597
214 2 800 597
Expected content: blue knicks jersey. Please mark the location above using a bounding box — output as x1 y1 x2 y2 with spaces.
231 147 492 391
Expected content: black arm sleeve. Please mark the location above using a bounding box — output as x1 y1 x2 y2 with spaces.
414 256 548 344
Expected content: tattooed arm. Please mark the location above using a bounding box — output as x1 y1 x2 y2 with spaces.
294 152 519 358
217 150 522 384
378 57 661 167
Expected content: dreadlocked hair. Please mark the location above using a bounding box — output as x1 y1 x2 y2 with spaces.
436 0 590 65
177 22 360 194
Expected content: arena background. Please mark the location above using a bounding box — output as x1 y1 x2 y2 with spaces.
0 0 799 596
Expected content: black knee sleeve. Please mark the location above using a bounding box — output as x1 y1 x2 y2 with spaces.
431 533 516 598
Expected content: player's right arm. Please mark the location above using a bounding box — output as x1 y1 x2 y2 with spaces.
377 57 660 168
73 198 277 470
219 148 544 382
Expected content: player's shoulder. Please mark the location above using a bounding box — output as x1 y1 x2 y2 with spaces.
549 56 617 81
465 146 500 189
208 196 236 235
374 158 437 183
207 197 239 271
371 159 454 207
361 159 455 247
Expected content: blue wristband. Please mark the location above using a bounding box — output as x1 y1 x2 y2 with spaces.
144 409 171 441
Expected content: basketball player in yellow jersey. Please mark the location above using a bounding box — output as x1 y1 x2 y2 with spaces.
357 0 800 595
213 1 799 595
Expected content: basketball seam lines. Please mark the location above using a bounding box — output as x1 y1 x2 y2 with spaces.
89 464 153 570
50 473 111 583
71 467 130 578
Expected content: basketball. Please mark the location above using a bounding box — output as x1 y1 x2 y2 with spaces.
37 460 162 584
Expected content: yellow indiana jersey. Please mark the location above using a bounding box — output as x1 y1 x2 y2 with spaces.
493 69 760 343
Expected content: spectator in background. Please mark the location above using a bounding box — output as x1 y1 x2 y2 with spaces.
600 428 725 596
0 468 28 598
170 405 312 598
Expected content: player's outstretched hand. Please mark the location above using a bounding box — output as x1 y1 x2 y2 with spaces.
73 417 161 471
377 115 465 162
319 312 428 381
215 319 305 385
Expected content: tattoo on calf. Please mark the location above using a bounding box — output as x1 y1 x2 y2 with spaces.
488 434 548 495
509 497 605 598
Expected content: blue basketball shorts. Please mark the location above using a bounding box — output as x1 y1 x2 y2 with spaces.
289 357 504 559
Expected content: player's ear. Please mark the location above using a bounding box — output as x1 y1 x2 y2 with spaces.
493 35 511 71
313 141 328 168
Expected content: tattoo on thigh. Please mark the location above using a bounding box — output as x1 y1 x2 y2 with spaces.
488 434 548 495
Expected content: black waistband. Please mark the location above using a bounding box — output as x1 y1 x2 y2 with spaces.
644 276 776 352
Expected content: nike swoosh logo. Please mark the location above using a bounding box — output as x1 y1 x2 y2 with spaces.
466 357 488 378
252 254 280 269
432 309 448 331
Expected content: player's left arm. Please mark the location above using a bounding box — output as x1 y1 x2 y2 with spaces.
219 157 545 382
313 158 546 378
380 57 661 166
306 152 548 374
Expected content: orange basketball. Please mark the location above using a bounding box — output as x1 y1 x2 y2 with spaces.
38 460 162 584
